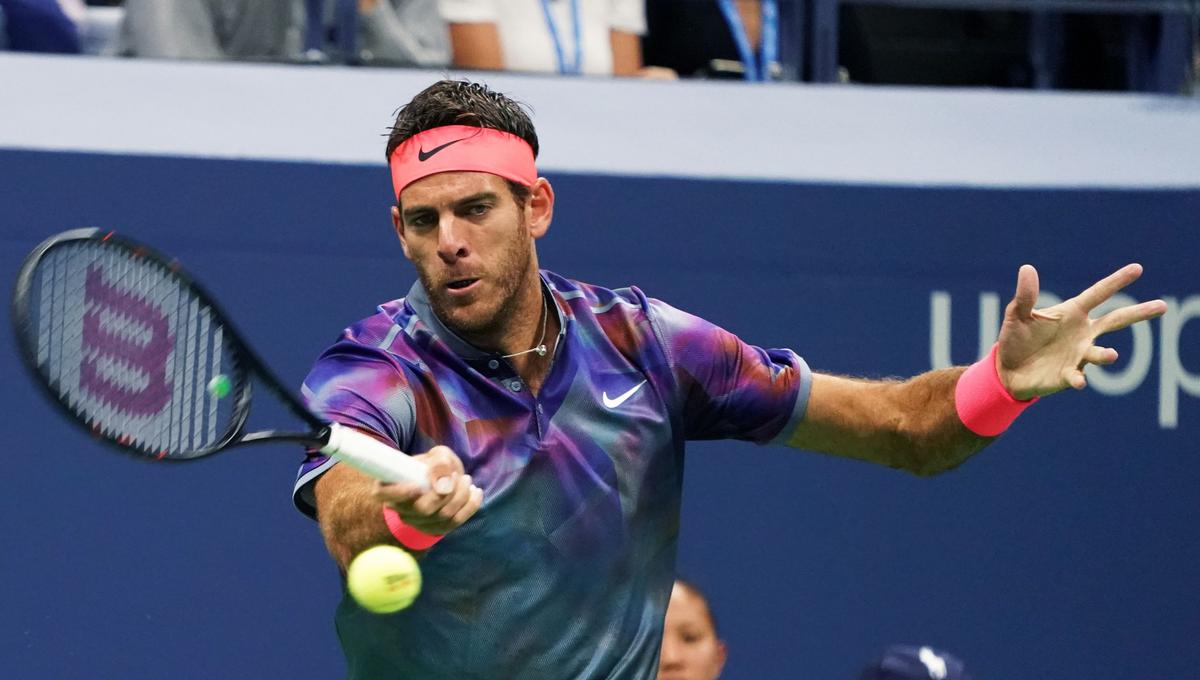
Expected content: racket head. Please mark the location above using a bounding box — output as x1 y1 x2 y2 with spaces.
11 228 252 461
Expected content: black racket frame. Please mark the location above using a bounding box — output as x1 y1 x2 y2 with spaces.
11 228 331 462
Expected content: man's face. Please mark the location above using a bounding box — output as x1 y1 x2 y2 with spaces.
658 583 727 680
394 172 537 339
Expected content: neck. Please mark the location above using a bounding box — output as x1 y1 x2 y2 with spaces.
497 275 559 391
456 270 555 358
501 293 549 359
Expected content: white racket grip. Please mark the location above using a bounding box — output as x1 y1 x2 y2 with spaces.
321 423 430 490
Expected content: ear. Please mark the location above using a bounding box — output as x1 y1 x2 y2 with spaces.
525 178 555 240
715 640 728 675
392 205 412 260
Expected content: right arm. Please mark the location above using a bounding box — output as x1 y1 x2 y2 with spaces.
315 462 394 571
314 443 483 571
301 340 481 571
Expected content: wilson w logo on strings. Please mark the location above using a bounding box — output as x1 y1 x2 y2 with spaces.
80 265 175 415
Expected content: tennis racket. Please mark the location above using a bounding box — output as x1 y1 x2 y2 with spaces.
10 228 428 487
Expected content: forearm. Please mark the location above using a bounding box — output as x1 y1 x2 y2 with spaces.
789 368 993 476
609 30 642 76
313 464 397 572
448 23 504 70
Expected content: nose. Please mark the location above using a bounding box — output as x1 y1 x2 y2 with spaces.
659 639 683 670
436 215 469 264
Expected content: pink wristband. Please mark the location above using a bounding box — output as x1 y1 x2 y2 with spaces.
955 343 1038 437
382 506 443 551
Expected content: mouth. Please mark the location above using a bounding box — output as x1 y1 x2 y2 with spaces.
443 277 480 295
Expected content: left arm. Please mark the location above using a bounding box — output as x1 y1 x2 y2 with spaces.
788 263 1166 475
788 369 981 477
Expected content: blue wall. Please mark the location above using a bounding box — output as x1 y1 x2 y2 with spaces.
1 146 1196 678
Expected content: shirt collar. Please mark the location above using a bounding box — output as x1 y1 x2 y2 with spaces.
405 271 568 360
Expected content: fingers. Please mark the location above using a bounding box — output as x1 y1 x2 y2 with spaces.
1066 368 1088 391
374 445 483 535
636 65 679 80
452 485 485 526
1082 345 1118 366
400 474 482 534
1073 263 1144 312
421 445 465 494
411 473 474 519
375 480 427 506
1009 264 1040 319
1062 345 1116 392
1093 298 1168 335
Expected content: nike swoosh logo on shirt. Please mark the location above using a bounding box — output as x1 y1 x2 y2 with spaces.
602 380 646 409
417 138 467 161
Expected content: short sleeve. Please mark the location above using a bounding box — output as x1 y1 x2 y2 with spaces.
609 0 646 35
646 298 811 444
292 341 416 519
438 0 499 23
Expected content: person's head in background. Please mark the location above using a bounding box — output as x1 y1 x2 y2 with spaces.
858 644 971 680
658 579 727 680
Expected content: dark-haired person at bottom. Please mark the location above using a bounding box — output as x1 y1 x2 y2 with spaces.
291 80 1164 678
658 579 727 680
860 645 971 680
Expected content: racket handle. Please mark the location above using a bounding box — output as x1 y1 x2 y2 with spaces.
321 423 430 489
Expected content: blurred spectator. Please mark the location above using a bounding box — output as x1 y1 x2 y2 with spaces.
0 0 85 53
78 0 122 55
643 0 793 81
118 0 303 61
838 6 1194 93
658 579 727 680
1194 36 1199 95
859 645 972 680
356 0 448 67
438 0 647 76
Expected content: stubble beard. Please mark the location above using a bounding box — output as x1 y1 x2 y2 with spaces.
420 225 534 347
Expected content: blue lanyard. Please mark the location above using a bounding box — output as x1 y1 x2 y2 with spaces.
716 0 779 82
540 0 583 75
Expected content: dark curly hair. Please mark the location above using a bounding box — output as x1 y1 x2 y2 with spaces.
386 81 539 207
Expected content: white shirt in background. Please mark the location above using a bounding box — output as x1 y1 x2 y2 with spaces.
439 0 645 76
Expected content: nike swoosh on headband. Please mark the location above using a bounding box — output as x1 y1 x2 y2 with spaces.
417 138 468 162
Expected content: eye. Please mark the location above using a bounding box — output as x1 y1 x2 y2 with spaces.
407 213 436 229
466 203 490 216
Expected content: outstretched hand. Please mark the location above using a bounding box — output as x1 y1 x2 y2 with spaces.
996 264 1167 400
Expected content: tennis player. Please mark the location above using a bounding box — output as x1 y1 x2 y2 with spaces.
292 80 1165 678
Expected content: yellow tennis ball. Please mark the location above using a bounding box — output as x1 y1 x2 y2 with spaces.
346 545 422 614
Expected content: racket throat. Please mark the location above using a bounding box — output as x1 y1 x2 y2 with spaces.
239 428 328 449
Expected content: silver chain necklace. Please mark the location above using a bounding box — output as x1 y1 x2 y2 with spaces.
500 295 549 359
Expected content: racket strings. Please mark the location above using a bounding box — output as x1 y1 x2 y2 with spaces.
29 243 240 458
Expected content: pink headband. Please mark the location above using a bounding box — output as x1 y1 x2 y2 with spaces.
389 125 537 199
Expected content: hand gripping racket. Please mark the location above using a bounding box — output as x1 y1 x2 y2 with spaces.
11 228 428 487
